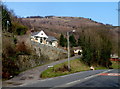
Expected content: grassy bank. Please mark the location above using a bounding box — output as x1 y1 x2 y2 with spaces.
40 59 120 78
111 61 120 69
40 59 89 78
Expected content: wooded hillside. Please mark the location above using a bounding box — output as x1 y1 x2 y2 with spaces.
2 4 119 79
21 16 119 55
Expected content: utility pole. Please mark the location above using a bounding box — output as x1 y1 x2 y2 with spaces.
67 30 75 71
67 31 70 71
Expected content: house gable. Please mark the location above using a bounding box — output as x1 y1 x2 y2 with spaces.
34 30 48 38
31 30 58 47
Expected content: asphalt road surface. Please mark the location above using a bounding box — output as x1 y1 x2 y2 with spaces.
65 69 120 87
3 69 119 89
3 55 80 87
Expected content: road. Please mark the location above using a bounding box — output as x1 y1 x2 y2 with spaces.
4 69 119 89
64 69 120 88
3 55 80 87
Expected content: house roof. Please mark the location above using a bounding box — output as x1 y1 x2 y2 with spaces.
31 31 58 42
31 30 48 38
47 36 58 42
31 32 39 36
73 47 82 50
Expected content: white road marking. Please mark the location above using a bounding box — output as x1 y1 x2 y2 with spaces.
53 69 113 88
78 70 112 84
65 79 81 85
108 73 120 76
101 69 111 73
17 69 113 87
65 74 98 86
84 75 95 79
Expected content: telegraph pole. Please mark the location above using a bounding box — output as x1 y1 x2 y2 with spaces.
67 30 75 71
67 31 70 71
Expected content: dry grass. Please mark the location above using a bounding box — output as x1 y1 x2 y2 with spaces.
111 61 120 69
40 59 90 78
40 59 120 78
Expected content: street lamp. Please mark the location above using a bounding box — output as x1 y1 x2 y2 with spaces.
67 30 76 71
7 20 9 31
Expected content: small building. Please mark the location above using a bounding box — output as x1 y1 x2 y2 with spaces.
31 30 58 47
47 36 58 47
110 54 118 59
110 54 120 61
73 47 82 55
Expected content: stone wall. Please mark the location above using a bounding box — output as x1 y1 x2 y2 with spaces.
16 54 49 71
31 41 67 61
16 41 67 71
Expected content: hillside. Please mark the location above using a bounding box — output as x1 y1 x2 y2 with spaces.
21 16 106 38
21 16 119 54
2 4 119 80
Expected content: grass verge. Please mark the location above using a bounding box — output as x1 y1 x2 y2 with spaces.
40 59 120 78
40 59 90 78
111 61 120 69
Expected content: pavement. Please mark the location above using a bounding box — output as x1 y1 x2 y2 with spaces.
2 55 80 87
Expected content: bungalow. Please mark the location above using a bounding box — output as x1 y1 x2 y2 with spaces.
31 30 58 47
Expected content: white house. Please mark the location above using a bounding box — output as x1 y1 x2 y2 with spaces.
73 47 82 55
74 49 82 54
31 30 58 47
110 54 118 59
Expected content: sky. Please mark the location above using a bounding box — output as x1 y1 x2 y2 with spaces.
4 2 118 26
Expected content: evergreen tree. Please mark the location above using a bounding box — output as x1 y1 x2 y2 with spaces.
78 36 81 46
69 34 76 47
2 5 12 32
79 30 112 68
64 37 67 47
78 35 85 47
59 34 66 47
99 37 112 68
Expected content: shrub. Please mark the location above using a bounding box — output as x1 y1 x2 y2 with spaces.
70 49 75 57
2 41 19 79
2 58 19 79
16 41 31 55
3 43 16 57
12 22 28 35
55 64 69 72
13 37 17 44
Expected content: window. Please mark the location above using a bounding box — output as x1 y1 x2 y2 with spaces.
40 38 42 43
35 37 38 40
44 38 46 40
